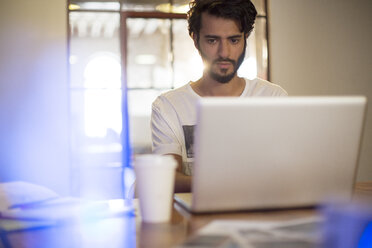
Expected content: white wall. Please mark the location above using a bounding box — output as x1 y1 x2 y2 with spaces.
268 0 372 181
0 1 71 194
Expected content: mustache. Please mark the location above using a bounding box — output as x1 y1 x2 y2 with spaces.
213 58 236 65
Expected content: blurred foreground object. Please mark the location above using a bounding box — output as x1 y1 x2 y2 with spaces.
322 202 372 248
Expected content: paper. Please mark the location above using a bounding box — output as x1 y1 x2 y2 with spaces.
0 181 134 222
178 217 323 248
1 198 134 221
0 218 56 232
0 181 59 211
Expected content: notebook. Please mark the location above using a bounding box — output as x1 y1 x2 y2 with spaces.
174 96 367 213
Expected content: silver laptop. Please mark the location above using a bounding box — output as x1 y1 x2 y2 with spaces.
174 96 367 213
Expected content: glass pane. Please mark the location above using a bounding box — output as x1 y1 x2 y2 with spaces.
70 89 122 155
69 11 123 199
127 18 172 89
70 89 123 199
128 89 166 154
69 12 120 88
172 19 203 88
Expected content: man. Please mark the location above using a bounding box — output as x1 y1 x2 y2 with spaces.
151 0 287 193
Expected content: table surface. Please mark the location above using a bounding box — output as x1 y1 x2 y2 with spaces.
3 181 372 248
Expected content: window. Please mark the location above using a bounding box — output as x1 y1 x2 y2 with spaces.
68 0 268 198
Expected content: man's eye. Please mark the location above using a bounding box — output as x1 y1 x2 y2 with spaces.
207 39 217 44
230 38 240 44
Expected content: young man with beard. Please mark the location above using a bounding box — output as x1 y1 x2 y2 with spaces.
151 0 287 193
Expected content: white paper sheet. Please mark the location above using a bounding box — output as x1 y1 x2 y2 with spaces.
178 216 323 248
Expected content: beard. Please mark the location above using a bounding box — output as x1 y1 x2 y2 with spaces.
200 41 246 84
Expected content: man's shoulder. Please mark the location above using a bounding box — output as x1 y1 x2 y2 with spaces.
244 78 288 96
161 83 191 99
247 77 280 88
152 83 196 109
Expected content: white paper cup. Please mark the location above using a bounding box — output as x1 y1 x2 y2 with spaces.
134 154 177 223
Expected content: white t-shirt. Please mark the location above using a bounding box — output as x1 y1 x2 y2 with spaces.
151 78 287 175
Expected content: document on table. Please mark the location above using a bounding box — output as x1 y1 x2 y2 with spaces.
0 218 56 232
177 217 323 248
0 181 59 211
1 197 134 222
0 181 134 223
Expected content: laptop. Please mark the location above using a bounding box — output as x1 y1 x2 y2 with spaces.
174 96 367 213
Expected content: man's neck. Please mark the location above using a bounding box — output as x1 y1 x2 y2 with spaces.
191 75 245 97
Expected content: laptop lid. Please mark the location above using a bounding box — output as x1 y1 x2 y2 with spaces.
178 96 367 213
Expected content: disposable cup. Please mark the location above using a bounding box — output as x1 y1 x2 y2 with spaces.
134 154 177 223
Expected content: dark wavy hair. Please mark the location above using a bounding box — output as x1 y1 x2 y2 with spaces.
187 0 257 41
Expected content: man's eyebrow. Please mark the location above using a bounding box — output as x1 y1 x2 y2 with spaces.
204 35 220 39
228 35 244 39
203 34 243 39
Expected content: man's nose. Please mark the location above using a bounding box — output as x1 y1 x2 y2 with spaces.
218 40 230 58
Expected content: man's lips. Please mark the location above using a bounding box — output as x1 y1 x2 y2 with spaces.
216 61 232 69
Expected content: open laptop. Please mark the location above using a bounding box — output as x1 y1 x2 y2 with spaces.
174 96 367 213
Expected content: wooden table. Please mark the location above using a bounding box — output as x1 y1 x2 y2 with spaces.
137 181 372 248
3 182 372 248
